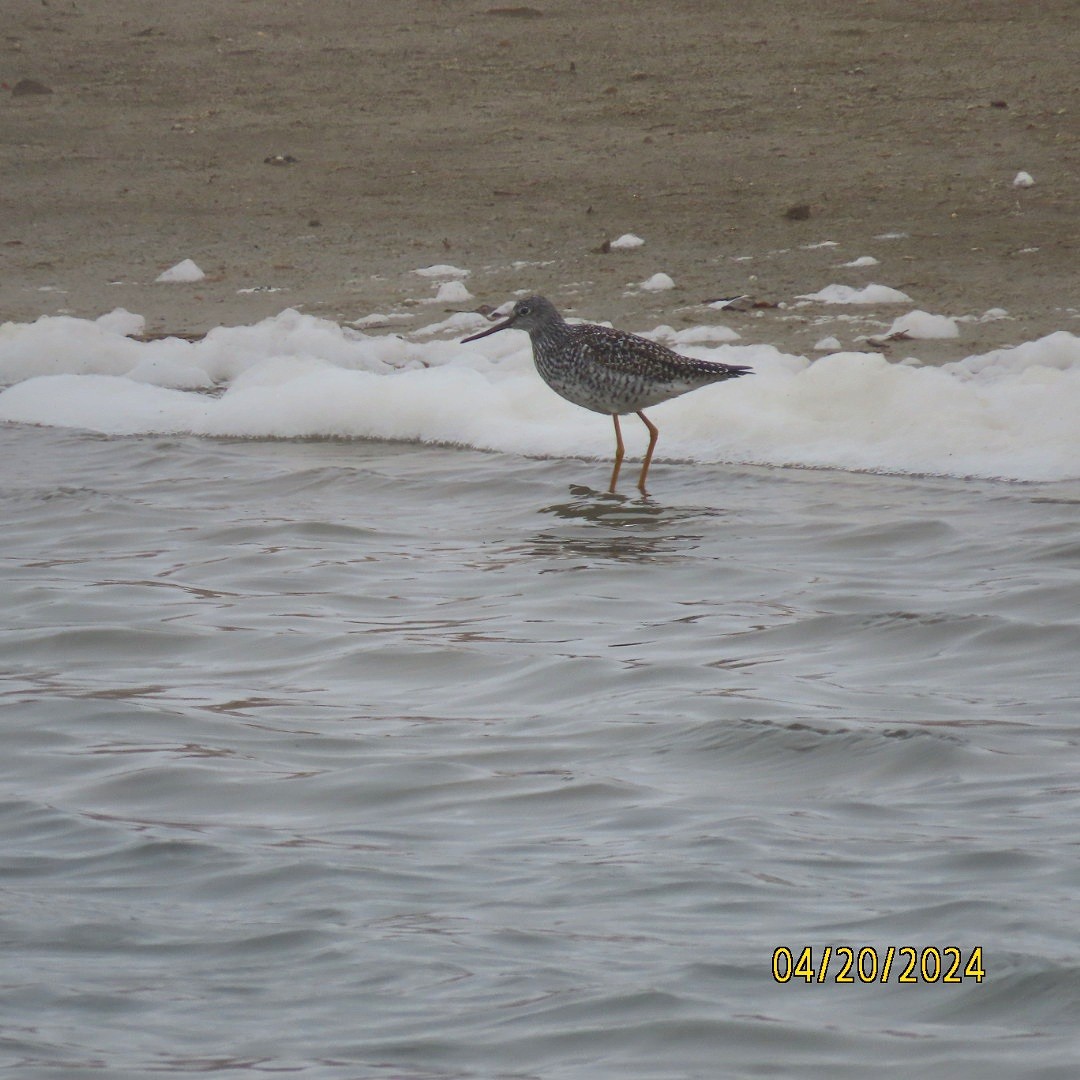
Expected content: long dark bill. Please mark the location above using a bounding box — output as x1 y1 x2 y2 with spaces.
461 315 516 343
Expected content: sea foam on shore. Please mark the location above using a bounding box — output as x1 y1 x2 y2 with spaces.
1 308 1078 482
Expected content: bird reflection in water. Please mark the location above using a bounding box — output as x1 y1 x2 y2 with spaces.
521 484 724 564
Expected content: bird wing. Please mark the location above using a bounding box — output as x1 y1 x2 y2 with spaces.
577 324 751 381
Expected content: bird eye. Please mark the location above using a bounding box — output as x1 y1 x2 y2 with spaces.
517 304 531 316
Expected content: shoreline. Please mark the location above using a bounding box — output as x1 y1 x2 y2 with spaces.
3 0 1076 363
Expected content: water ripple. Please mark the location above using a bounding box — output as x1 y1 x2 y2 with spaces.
2 426 1078 1078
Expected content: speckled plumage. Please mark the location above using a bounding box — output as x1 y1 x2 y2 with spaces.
462 295 751 492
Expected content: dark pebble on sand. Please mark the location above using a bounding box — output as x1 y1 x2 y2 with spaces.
12 78 53 96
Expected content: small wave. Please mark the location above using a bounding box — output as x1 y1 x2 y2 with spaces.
2 308 1078 482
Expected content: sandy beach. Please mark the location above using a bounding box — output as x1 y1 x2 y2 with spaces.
3 0 1077 359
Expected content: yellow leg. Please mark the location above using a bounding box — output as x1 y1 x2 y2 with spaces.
636 411 659 493
609 414 624 492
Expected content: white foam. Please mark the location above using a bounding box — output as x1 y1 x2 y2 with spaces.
1 308 1078 482
95 308 145 336
798 283 912 304
638 273 675 292
1013 171 1035 188
348 313 414 329
155 259 205 284
955 308 1011 325
412 264 470 279
839 256 879 268
648 325 740 345
887 311 960 339
610 233 645 249
411 311 487 338
430 280 474 303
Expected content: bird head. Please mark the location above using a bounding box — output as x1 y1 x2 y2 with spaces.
461 295 558 342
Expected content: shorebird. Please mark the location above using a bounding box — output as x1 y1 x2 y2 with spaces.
462 295 751 493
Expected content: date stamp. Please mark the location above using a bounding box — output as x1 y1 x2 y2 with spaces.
772 945 985 984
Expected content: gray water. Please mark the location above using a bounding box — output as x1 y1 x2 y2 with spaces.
2 423 1079 1079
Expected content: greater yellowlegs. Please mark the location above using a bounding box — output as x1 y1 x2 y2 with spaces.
462 295 751 492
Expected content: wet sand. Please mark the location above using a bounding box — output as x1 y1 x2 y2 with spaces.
3 0 1077 359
